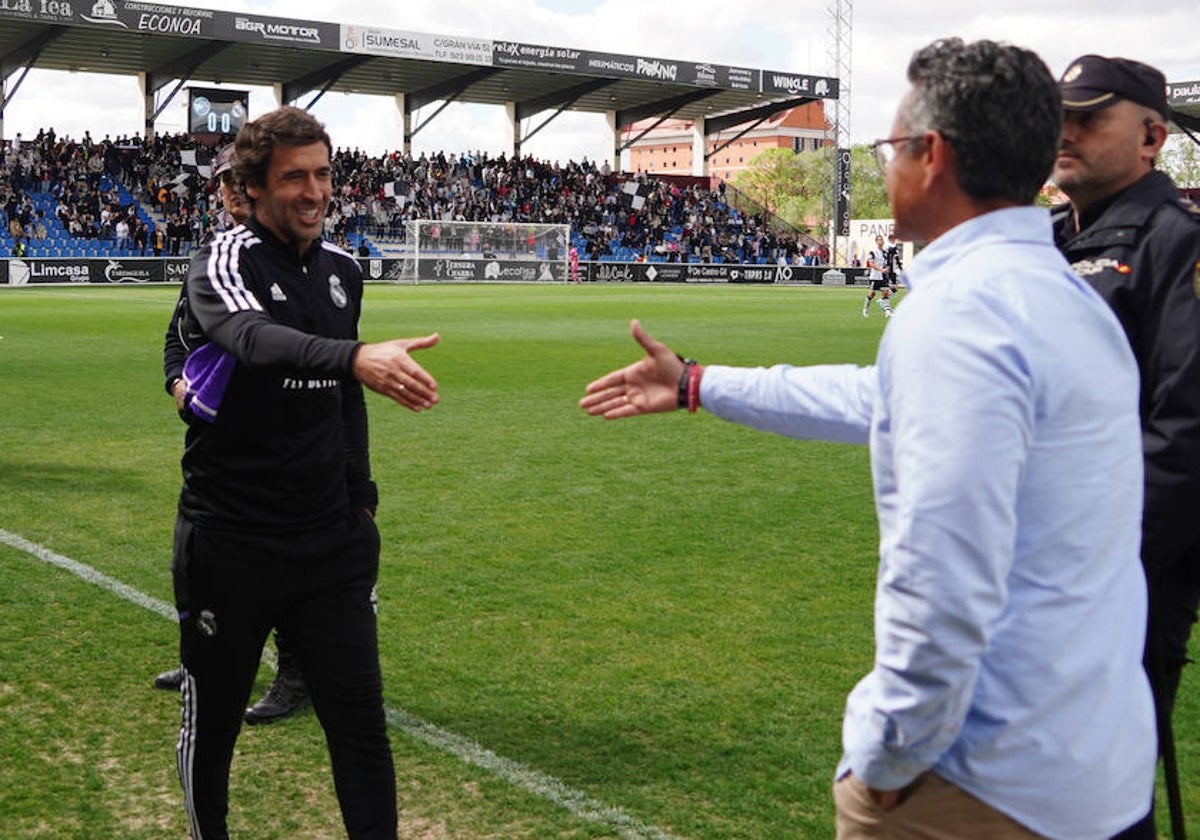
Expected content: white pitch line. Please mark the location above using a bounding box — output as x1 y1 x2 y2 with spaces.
0 528 178 621
0 527 680 840
384 706 679 840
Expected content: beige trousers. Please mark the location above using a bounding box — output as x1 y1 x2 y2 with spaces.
834 771 1045 840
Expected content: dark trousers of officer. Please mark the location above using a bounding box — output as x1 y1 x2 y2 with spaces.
172 509 397 840
1111 551 1200 840
1150 556 1200 721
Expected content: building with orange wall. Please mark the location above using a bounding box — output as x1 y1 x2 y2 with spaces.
623 102 833 182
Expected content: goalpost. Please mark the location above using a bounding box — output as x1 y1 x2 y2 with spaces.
389 220 571 284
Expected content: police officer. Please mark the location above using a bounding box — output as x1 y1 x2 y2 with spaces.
1052 54 1200 840
155 144 310 726
172 106 441 839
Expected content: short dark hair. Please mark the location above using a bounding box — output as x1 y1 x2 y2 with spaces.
232 105 332 190
902 38 1060 205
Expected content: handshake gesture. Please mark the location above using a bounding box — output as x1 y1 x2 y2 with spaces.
353 334 441 411
579 320 697 419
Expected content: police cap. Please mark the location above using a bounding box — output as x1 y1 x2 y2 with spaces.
1059 54 1170 120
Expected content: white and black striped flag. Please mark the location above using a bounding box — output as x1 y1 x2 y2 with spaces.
382 179 410 207
179 147 214 181
619 180 653 211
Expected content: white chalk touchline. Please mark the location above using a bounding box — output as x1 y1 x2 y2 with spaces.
0 527 680 840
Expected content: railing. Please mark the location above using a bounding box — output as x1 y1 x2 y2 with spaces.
716 179 822 249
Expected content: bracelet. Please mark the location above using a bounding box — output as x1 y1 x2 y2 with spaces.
686 362 702 413
677 358 697 408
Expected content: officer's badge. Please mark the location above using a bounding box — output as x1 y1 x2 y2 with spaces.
1071 257 1132 278
1193 259 1200 301
328 274 347 309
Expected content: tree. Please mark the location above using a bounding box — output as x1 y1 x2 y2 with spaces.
729 144 892 236
847 144 890 219
1161 133 1200 189
730 147 809 218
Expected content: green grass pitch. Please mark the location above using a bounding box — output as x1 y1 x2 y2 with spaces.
0 282 1194 838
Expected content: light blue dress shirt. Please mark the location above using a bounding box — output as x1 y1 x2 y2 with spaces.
701 207 1155 839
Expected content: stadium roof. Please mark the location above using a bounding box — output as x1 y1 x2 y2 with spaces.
0 2 839 145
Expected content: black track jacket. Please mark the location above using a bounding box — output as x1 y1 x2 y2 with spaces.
177 217 376 533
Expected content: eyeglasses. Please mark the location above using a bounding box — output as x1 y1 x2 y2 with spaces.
871 135 924 171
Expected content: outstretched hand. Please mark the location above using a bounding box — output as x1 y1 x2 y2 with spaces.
579 320 688 419
353 333 441 411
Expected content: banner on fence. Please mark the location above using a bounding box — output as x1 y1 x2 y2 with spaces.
1 258 191 285
2 258 867 286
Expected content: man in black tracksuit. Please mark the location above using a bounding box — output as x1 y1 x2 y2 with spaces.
172 106 440 840
1052 55 1200 840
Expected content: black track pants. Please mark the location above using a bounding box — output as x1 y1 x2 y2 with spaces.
172 509 397 839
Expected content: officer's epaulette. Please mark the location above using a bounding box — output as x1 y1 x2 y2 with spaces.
1175 194 1200 221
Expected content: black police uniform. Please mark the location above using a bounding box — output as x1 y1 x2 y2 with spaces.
173 216 395 839
1053 169 1200 717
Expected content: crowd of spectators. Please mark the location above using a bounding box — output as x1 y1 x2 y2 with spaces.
1 126 826 265
0 127 214 256
328 147 826 264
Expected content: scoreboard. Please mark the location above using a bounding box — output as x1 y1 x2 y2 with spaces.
188 87 249 136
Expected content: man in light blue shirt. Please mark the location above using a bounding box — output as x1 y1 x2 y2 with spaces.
580 38 1155 839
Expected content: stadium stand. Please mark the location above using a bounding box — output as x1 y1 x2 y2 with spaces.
0 127 826 265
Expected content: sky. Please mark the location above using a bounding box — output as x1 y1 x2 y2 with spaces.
4 0 1199 165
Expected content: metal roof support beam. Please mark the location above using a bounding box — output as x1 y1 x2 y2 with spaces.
150 77 191 123
0 24 66 78
304 75 340 111
619 111 678 153
141 42 237 131
281 55 374 105
515 78 616 122
617 89 726 154
703 96 817 134
1 62 36 117
406 67 502 112
144 41 232 94
515 78 618 147
0 24 66 114
518 107 563 148
1172 109 1200 145
706 113 772 160
615 88 721 132
409 97 457 141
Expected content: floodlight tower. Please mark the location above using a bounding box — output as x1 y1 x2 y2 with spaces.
825 0 852 266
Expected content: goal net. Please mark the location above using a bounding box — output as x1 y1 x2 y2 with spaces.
389 220 571 284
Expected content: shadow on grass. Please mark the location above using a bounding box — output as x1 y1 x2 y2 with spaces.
0 458 154 496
